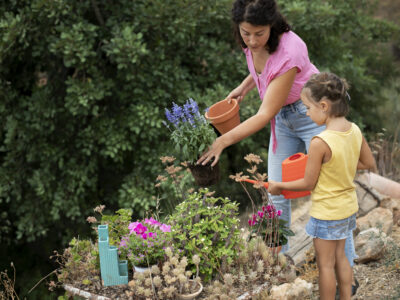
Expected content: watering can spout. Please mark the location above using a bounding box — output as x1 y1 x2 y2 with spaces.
241 178 269 188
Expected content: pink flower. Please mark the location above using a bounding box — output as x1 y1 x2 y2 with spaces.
148 232 157 239
248 219 257 226
128 222 140 234
141 233 148 240
277 210 282 216
160 224 171 233
266 205 274 212
145 217 161 227
134 223 148 235
257 211 264 218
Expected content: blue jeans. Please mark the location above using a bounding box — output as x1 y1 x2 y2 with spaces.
306 214 356 240
268 100 357 266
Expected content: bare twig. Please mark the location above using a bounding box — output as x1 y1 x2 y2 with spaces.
27 269 58 294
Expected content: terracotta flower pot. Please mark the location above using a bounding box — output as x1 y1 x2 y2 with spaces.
205 98 240 134
269 245 282 255
133 264 156 273
188 162 220 187
177 280 203 300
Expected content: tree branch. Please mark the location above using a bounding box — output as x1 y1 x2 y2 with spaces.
91 0 105 26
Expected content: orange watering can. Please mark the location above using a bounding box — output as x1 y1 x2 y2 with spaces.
242 152 310 199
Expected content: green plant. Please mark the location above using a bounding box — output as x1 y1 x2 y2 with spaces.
155 156 196 214
230 154 294 248
167 189 241 281
163 98 217 163
52 238 99 285
127 248 202 299
203 236 297 299
119 218 173 267
87 205 132 253
248 205 295 247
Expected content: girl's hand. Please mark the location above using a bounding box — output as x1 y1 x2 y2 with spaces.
268 180 283 195
196 137 227 167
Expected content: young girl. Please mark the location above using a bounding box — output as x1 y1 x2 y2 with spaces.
268 72 376 300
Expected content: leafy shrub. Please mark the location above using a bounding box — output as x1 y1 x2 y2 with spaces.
167 189 242 281
53 238 99 285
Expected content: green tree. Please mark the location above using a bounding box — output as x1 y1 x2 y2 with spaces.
0 0 398 297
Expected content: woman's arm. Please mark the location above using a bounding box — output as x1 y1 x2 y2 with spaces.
198 67 297 167
268 137 328 195
357 135 377 171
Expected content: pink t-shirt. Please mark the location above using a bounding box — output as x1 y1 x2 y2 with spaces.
244 31 318 152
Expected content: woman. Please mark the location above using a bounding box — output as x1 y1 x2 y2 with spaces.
197 0 359 295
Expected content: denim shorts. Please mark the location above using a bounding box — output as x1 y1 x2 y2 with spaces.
305 214 356 240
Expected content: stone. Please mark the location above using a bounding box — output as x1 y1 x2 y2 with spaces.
356 207 393 235
355 181 380 217
269 278 313 300
354 227 388 263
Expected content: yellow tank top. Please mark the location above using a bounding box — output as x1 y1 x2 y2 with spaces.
310 123 362 220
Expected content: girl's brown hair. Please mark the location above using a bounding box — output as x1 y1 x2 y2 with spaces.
303 72 350 117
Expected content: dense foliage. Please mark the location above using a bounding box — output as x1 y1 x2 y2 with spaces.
0 0 398 297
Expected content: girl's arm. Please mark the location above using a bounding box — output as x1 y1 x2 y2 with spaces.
226 74 256 103
268 137 329 195
198 67 297 167
357 135 377 171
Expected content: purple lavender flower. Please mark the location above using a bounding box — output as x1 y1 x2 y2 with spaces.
188 98 200 116
165 108 179 127
183 102 195 125
172 102 184 120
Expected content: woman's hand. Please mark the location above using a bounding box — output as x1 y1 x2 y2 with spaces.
227 85 245 104
226 74 256 104
268 180 283 195
196 136 227 167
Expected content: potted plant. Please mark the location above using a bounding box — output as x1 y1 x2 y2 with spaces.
230 153 294 254
247 205 294 253
118 217 173 271
163 98 219 186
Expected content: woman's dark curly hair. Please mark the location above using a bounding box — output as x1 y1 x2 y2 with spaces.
232 0 290 54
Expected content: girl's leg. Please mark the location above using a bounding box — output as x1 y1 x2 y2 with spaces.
335 239 352 300
313 238 337 300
